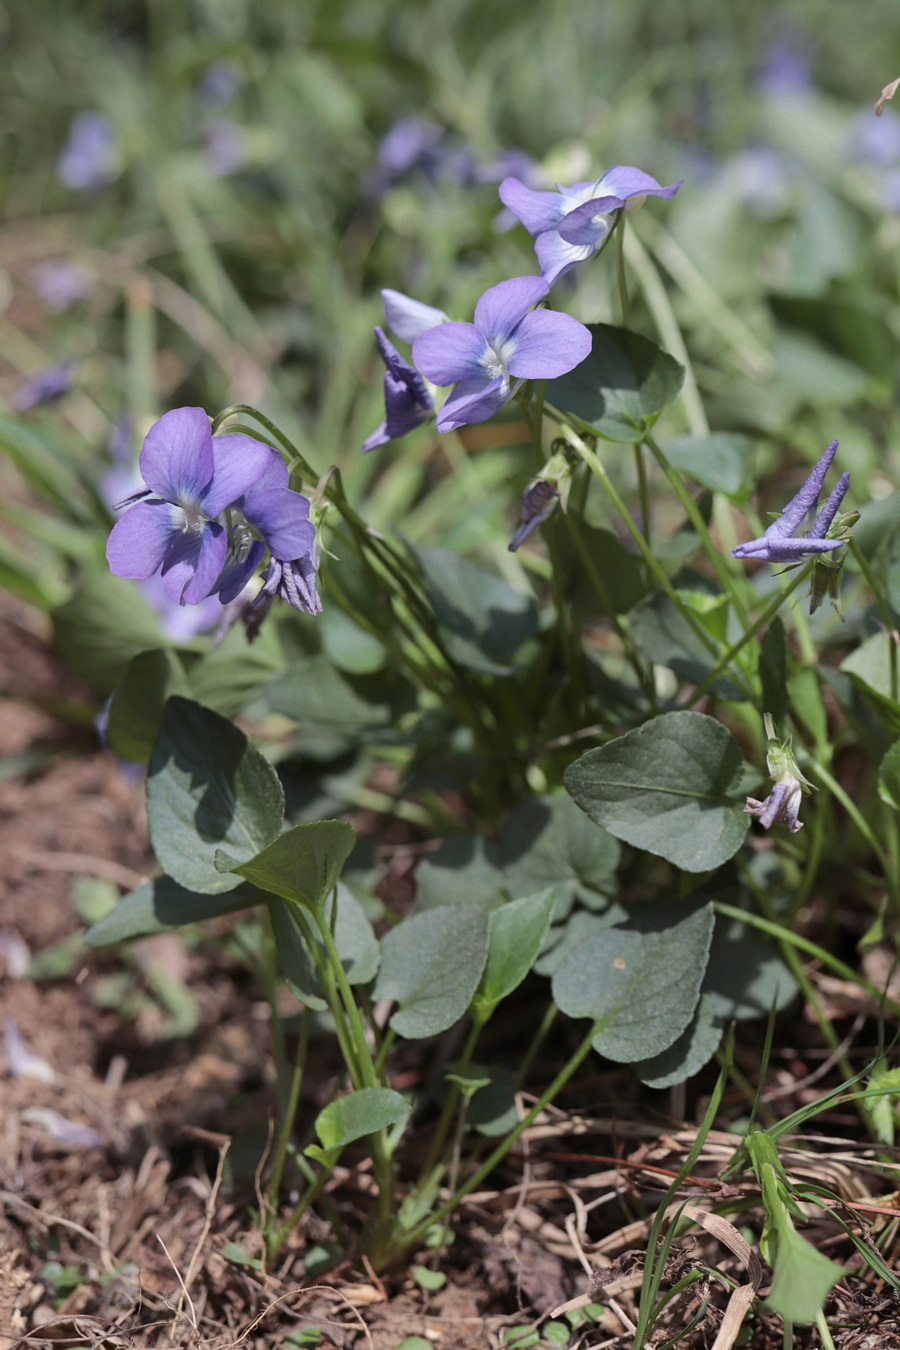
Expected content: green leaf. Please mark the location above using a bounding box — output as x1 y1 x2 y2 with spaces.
267 651 413 737
840 632 900 732
551 898 714 1062
106 649 191 764
83 875 257 946
564 712 748 872
467 1064 519 1137
221 1242 263 1269
319 606 388 674
498 794 620 905
305 1087 410 1163
269 884 379 1009
147 697 285 894
629 590 741 698
765 1203 848 1324
634 994 724 1088
216 819 356 910
373 906 490 1039
412 1266 446 1291
546 324 684 443
878 742 900 811
185 621 285 718
412 545 538 676
662 434 754 499
53 568 165 694
473 889 557 1016
702 917 798 1021
415 836 506 912
759 619 789 725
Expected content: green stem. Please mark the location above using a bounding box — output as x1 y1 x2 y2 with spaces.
634 441 650 541
266 1009 309 1222
809 758 899 907
685 564 810 708
391 1020 600 1262
516 1001 559 1087
260 910 288 1108
615 214 630 327
417 1013 486 1190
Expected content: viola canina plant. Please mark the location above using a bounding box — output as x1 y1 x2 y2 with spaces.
77 129 899 1333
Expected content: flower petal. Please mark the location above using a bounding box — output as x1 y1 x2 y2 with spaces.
106 498 177 579
809 472 850 539
140 407 214 504
768 440 839 538
200 433 273 517
595 165 683 201
498 178 565 235
474 276 548 341
381 289 449 342
534 230 595 286
556 195 623 246
413 322 487 386
214 539 266 604
506 310 592 379
436 375 506 432
361 420 390 454
160 521 227 604
244 488 315 561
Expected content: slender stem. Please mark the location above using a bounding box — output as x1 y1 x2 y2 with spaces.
516 1001 558 1087
615 214 630 327
268 1161 332 1261
417 1013 486 1189
266 1009 309 1221
684 565 810 708
393 1020 600 1259
260 910 288 1108
809 758 899 906
634 442 650 541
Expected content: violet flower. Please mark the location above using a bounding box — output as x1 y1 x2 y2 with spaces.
10 363 74 411
509 480 560 551
412 276 592 432
732 440 850 565
211 447 315 602
362 328 435 453
253 542 322 617
57 112 118 192
381 289 449 343
30 259 92 311
499 167 682 285
744 714 811 835
106 406 271 605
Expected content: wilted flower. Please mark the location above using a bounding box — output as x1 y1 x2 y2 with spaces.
254 543 322 617
744 714 812 834
509 480 560 551
499 166 682 285
732 440 850 565
106 406 273 605
412 276 591 432
57 112 118 192
10 363 74 411
362 328 435 452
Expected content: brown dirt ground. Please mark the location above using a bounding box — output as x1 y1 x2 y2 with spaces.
2 591 900 1350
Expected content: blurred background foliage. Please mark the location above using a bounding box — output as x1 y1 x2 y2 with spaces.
3 0 900 630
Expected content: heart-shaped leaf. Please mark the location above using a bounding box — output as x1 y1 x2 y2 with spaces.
306 1087 411 1164
373 906 490 1039
546 324 684 443
216 819 356 910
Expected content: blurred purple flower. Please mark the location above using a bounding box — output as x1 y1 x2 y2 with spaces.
198 60 241 104
202 118 247 176
853 107 900 165
413 276 592 432
729 146 791 218
508 479 560 551
500 166 682 285
30 259 92 311
10 363 74 412
732 440 850 564
57 112 118 192
106 406 271 605
362 328 434 452
757 39 812 97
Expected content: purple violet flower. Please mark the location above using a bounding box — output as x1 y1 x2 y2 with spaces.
106 406 272 605
10 363 74 411
509 479 560 551
198 60 241 104
210 447 315 602
744 777 804 833
30 259 92 311
499 167 682 285
202 118 247 176
57 112 118 193
732 440 850 564
412 276 592 432
362 328 435 453
381 288 449 343
253 542 322 618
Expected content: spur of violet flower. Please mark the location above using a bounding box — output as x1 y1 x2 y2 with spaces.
362 328 435 453
732 440 850 564
106 406 274 605
499 166 682 285
508 479 560 551
412 275 591 433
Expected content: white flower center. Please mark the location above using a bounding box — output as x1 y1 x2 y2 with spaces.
480 333 517 384
171 497 208 535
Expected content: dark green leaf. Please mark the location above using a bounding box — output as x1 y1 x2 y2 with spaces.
473 888 558 1015
564 712 748 872
546 324 684 443
552 899 714 1061
634 994 724 1088
147 697 285 894
217 820 356 910
878 742 900 811
415 836 506 912
306 1087 411 1163
468 1064 519 1137
840 633 900 732
629 588 741 698
498 794 620 904
185 622 284 718
268 884 379 1009
83 875 257 946
319 606 388 674
53 568 165 694
412 546 538 676
663 434 754 499
106 649 191 764
373 906 490 1039
759 618 789 724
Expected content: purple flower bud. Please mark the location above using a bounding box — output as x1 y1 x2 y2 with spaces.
10 363 74 411
57 112 118 193
509 480 560 551
733 440 850 565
